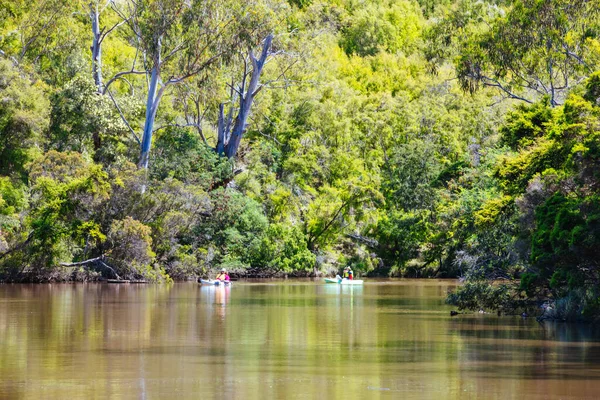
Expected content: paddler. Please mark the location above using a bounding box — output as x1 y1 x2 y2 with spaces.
216 268 230 282
343 267 354 280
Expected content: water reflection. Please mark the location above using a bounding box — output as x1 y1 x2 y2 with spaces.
0 281 599 399
199 284 231 321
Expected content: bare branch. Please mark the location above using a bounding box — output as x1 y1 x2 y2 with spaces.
480 76 534 104
61 255 122 280
103 70 147 94
153 122 201 133
562 44 592 71
0 232 34 262
163 53 223 86
60 256 105 267
225 81 244 97
0 50 19 67
99 17 130 44
19 6 63 60
105 88 141 144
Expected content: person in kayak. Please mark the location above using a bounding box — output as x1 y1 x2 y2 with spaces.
216 268 230 282
343 267 354 280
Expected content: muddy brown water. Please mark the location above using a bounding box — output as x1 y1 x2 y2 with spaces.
1 280 600 399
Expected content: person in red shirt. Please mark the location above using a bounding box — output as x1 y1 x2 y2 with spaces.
343 267 353 280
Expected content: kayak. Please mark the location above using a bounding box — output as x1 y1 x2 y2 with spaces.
200 279 232 286
324 278 364 285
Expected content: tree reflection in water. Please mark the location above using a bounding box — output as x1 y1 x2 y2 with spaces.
2 281 600 399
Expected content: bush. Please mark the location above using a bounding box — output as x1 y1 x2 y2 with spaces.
539 289 600 322
447 281 515 312
0 59 49 180
253 223 316 274
107 217 166 282
340 1 423 57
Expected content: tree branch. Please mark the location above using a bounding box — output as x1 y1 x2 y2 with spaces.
105 88 141 144
61 255 122 280
103 70 147 94
0 50 19 67
153 122 202 133
0 232 34 262
99 17 130 44
480 76 534 104
60 256 105 267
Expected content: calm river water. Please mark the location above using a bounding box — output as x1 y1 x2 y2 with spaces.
1 280 600 399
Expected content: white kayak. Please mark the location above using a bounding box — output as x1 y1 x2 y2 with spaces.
324 278 364 285
200 279 232 286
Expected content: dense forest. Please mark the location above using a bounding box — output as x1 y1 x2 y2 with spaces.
1 0 599 319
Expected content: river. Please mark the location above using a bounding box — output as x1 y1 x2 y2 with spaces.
1 280 599 399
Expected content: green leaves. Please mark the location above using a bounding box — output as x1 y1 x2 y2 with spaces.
1 0 599 294
0 60 49 180
48 76 133 160
453 0 600 104
340 0 424 57
254 223 315 273
447 281 514 311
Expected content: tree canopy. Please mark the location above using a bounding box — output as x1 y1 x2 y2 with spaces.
1 0 600 320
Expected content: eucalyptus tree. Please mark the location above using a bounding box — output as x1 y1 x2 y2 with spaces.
0 0 83 78
89 0 130 93
455 0 600 106
215 34 274 159
102 0 279 173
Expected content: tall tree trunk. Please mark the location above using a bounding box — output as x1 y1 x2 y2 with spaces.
216 103 226 155
90 2 103 93
138 64 161 170
138 34 164 178
217 34 273 159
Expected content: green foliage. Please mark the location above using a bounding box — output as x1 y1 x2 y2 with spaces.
253 223 316 273
539 288 600 322
151 127 234 189
0 177 26 253
107 217 168 282
0 150 113 280
474 79 600 319
499 100 553 150
0 0 90 85
374 209 428 274
416 0 452 18
340 0 423 57
453 0 600 104
446 281 514 311
287 0 312 9
48 76 135 163
473 195 513 227
423 0 502 73
27 151 111 266
193 190 269 270
433 160 470 188
518 272 539 297
0 59 49 180
0 177 26 218
584 71 600 105
1 0 600 317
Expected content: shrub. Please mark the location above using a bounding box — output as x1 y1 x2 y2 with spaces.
447 281 515 312
106 217 166 282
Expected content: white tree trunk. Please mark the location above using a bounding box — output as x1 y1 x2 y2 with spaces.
138 65 161 170
90 3 103 93
217 34 273 159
